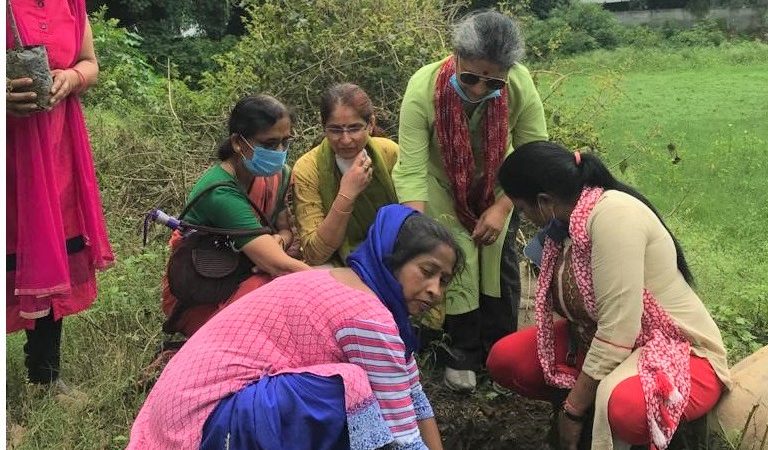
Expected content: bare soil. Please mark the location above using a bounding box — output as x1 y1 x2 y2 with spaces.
421 371 553 450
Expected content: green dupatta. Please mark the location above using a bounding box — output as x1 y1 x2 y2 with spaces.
316 137 398 264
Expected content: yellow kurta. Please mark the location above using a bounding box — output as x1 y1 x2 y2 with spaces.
292 137 399 266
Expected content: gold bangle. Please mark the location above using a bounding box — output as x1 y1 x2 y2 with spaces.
337 192 353 202
332 203 353 215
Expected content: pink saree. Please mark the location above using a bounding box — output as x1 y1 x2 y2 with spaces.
6 0 113 332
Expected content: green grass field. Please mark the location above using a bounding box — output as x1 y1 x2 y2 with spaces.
5 42 768 449
539 43 768 359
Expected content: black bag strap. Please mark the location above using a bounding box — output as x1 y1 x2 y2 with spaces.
179 180 276 234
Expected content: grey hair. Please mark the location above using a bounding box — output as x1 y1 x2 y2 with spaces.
452 10 525 70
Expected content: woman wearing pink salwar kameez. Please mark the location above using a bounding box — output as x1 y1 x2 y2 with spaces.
128 205 460 450
6 0 113 385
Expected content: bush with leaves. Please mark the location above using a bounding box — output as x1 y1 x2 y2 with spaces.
140 35 239 88
617 24 666 48
200 0 461 150
87 7 166 111
669 18 728 46
524 2 621 59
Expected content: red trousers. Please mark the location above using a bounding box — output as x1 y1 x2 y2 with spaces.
486 321 723 445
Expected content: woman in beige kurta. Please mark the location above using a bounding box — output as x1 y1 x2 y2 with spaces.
487 141 730 450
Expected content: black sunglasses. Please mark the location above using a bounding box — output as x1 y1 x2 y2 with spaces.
458 72 506 90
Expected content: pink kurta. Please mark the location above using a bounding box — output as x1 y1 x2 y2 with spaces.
6 0 113 332
129 270 433 450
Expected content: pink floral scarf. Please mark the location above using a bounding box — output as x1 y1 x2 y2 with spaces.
534 186 691 449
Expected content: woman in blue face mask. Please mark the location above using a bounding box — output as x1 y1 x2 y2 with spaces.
392 10 549 392
161 94 310 338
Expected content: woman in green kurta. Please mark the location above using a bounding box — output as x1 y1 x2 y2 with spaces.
393 10 548 391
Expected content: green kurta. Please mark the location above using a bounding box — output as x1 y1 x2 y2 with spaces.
393 57 548 324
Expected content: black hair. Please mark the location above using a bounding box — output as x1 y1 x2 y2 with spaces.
498 141 694 284
386 214 466 278
216 94 291 161
315 83 388 145
320 83 374 125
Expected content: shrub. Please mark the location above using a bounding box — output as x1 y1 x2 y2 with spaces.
618 24 666 47
88 7 166 111
555 2 620 49
669 18 728 46
140 35 239 88
200 0 460 146
524 2 621 59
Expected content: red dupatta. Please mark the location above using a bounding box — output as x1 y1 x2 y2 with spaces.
433 56 508 233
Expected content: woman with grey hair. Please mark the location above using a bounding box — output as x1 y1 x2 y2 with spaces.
393 10 548 392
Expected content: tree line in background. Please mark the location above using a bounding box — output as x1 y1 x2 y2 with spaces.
86 0 766 86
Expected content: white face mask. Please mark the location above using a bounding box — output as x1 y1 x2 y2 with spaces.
335 149 368 174
335 154 356 174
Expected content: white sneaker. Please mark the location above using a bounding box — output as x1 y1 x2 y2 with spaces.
491 381 513 396
443 367 477 392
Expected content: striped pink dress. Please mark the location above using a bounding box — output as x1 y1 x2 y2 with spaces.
128 270 433 449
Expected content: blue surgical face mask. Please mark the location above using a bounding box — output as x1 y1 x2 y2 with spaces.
449 73 501 104
537 201 570 243
543 217 570 243
240 136 288 176
523 217 569 268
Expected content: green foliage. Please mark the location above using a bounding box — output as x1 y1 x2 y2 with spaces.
203 0 460 145
87 1 246 84
617 24 667 48
86 0 242 39
524 2 621 59
669 18 728 46
87 7 166 110
710 300 768 361
140 35 239 88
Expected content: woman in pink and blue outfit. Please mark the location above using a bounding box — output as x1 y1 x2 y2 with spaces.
128 204 463 449
6 0 113 385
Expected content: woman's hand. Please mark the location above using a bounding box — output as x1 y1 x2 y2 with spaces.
471 201 509 246
48 69 80 109
338 150 373 200
6 77 39 117
558 410 584 450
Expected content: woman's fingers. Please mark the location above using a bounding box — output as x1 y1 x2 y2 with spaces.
6 90 40 116
50 70 65 94
48 70 71 107
8 77 34 92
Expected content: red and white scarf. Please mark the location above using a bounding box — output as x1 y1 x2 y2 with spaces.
434 56 508 233
534 187 692 449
